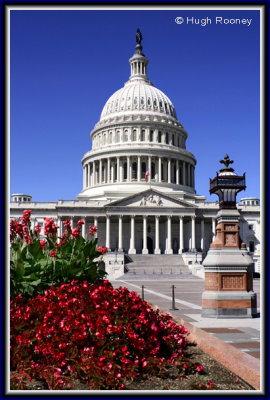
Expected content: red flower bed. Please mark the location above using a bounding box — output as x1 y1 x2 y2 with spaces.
10 280 201 390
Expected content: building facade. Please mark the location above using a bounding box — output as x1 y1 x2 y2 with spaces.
10 35 260 278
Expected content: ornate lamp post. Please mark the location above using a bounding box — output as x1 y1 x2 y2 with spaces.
202 155 257 318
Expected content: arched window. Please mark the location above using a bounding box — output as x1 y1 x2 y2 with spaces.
132 130 136 141
141 97 144 105
165 132 169 144
172 135 175 146
134 97 137 105
124 130 128 142
161 163 164 181
123 162 127 180
178 136 180 147
141 162 146 179
132 162 137 179
249 241 254 253
151 162 155 179
141 130 145 141
158 131 162 143
102 166 105 182
150 130 154 142
116 131 120 143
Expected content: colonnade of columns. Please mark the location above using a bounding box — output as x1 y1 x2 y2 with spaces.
83 156 195 189
56 215 210 254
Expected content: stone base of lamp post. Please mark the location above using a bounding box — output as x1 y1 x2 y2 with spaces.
202 210 257 318
202 248 257 318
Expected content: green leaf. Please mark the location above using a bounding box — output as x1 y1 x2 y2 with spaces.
27 241 41 258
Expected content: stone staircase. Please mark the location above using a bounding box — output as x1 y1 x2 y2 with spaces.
119 254 192 279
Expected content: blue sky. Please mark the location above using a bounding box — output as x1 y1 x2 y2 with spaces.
10 8 260 202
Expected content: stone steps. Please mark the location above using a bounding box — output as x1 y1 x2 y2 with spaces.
123 254 191 276
125 254 186 266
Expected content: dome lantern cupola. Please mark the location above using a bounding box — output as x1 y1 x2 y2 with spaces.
128 29 151 85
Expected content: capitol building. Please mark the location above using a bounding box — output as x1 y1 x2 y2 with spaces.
10 32 260 279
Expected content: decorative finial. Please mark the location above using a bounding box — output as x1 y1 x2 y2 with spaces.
136 28 142 45
219 154 234 170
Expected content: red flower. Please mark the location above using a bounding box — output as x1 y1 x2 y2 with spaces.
77 219 84 227
97 246 107 255
196 365 203 373
88 225 97 236
63 219 72 234
40 240 46 251
145 171 150 182
35 224 41 235
44 218 58 237
50 250 56 257
21 209 32 225
71 227 80 238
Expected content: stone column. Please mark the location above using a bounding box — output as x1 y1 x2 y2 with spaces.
168 158 171 183
81 217 86 239
128 215 136 254
137 156 141 182
57 218 62 238
107 158 110 183
148 156 152 183
201 218 205 251
111 162 115 183
83 166 86 188
191 216 196 251
178 216 184 254
142 215 148 254
120 158 123 183
118 215 123 251
86 164 89 187
71 217 74 229
165 216 173 254
93 161 96 186
117 157 120 182
212 217 216 239
158 157 162 183
94 217 98 238
106 215 111 251
154 215 161 254
183 161 186 186
176 160 179 184
88 164 90 187
99 159 102 184
127 156 130 182
187 164 190 187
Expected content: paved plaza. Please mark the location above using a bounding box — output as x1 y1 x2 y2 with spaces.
111 278 261 361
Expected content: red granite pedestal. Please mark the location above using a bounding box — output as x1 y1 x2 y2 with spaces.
202 209 257 318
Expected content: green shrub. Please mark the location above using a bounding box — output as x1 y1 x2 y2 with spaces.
10 211 107 299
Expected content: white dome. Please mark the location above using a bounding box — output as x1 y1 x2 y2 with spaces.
100 81 178 122
79 35 197 201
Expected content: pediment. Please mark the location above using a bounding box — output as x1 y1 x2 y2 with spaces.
106 189 195 209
